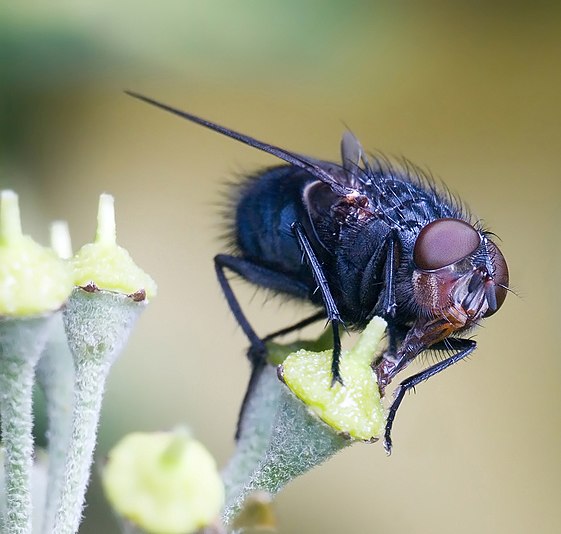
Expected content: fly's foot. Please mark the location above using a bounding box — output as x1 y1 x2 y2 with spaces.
330 369 344 388
330 350 344 387
383 427 393 455
247 341 268 366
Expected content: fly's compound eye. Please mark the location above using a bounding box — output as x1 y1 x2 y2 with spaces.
483 240 509 317
413 218 481 271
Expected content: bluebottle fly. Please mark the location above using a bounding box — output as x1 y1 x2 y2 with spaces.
127 91 509 452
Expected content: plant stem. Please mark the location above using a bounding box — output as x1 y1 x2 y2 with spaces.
52 289 145 534
221 365 281 513
222 383 351 525
222 318 386 527
53 353 110 534
0 316 55 534
36 314 75 534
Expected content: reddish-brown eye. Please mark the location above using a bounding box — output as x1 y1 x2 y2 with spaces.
413 218 481 270
483 240 509 317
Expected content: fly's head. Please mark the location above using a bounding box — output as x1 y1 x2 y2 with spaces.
411 218 509 336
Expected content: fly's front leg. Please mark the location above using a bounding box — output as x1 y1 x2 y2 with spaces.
381 229 399 321
370 229 403 390
381 229 401 364
383 338 477 454
291 222 344 385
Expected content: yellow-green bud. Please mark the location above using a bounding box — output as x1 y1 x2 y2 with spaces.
280 316 387 441
0 190 73 316
71 194 157 299
102 430 224 534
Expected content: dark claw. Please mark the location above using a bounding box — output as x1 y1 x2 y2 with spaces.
383 431 393 455
330 340 344 387
330 371 344 388
382 383 402 456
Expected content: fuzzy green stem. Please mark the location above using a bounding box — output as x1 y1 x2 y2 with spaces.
222 331 334 509
52 289 145 534
222 319 386 527
0 316 55 534
222 383 351 525
38 222 75 533
221 366 281 514
36 314 75 534
248 386 351 490
54 354 110 533
0 354 35 534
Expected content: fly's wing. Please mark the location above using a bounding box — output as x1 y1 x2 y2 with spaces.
341 130 362 171
340 130 375 190
126 91 359 197
302 134 384 253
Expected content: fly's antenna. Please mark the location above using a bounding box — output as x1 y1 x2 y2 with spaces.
126 91 353 197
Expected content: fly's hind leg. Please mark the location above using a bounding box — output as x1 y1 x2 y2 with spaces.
214 254 323 439
262 310 326 342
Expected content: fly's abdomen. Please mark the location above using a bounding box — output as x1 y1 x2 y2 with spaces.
235 167 315 279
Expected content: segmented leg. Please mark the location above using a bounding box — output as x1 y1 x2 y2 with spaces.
384 338 477 454
235 311 326 439
381 230 400 356
214 254 324 439
262 311 326 342
291 222 345 385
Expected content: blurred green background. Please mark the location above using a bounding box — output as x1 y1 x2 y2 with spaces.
1 2 560 533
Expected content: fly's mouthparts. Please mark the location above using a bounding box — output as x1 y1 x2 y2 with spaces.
484 279 498 312
467 270 484 293
460 270 486 315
